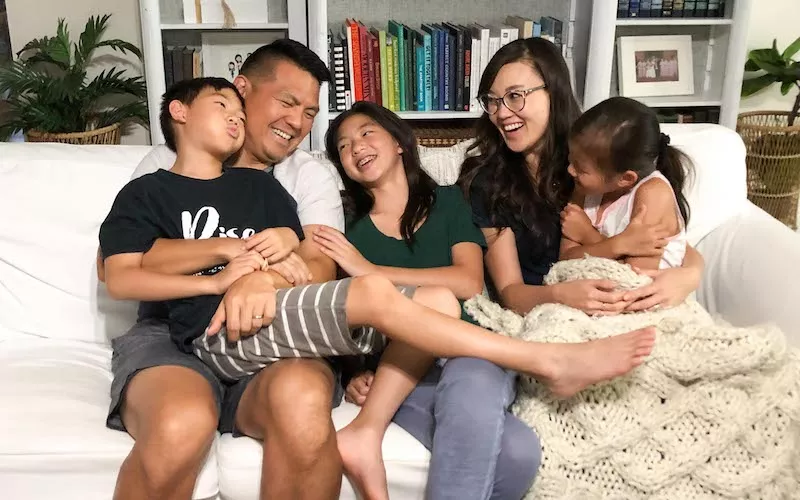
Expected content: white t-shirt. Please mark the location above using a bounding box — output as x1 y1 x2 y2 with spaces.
131 145 345 232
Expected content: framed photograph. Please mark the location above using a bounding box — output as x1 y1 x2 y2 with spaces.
201 31 285 82
617 35 694 97
183 0 268 25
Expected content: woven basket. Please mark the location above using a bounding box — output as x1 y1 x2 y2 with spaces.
736 111 800 229
25 123 121 145
414 124 474 148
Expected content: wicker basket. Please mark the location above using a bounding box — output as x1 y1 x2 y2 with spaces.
414 124 475 148
736 111 800 229
25 123 121 145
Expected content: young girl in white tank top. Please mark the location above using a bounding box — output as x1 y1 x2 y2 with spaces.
560 97 694 270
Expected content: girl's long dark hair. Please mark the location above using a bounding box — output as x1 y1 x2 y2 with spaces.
325 101 437 246
458 37 580 241
570 96 693 224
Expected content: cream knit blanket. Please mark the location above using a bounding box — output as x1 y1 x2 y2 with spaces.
464 256 800 500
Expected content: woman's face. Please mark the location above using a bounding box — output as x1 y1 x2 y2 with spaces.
335 113 403 187
487 61 550 155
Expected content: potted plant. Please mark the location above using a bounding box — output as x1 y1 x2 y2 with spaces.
738 37 800 229
0 14 147 144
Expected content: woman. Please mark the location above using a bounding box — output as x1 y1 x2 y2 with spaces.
317 101 655 500
459 37 703 317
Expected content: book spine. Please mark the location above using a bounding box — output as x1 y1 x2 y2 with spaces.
463 29 472 111
618 0 631 18
371 34 381 107
651 0 663 17
673 0 685 17
348 22 363 101
378 31 388 107
359 25 372 102
416 45 425 111
423 33 433 111
386 36 396 111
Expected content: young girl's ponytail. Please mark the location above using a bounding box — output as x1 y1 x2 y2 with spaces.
655 133 693 226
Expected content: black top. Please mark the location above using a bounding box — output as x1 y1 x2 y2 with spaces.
100 168 303 352
467 169 561 290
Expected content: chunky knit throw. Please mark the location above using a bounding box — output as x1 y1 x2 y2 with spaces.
464 256 800 500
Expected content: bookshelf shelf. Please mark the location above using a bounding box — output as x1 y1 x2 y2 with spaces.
636 95 723 108
616 18 733 26
329 110 484 120
160 23 290 31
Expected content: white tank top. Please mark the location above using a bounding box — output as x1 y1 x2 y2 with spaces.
583 171 687 269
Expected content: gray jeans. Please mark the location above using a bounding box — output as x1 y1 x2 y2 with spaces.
393 357 541 500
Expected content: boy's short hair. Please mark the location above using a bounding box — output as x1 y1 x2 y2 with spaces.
239 39 331 86
159 77 245 152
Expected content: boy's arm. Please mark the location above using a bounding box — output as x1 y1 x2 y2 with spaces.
141 237 247 275
104 252 219 301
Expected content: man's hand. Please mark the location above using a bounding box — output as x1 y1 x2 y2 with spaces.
211 251 266 294
345 370 374 406
560 203 596 244
207 271 277 342
245 228 301 264
270 251 313 285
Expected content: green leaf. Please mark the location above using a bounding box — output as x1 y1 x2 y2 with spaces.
749 48 787 75
742 74 779 97
75 14 110 69
93 101 149 129
783 36 800 61
744 58 760 72
781 80 795 95
94 39 143 59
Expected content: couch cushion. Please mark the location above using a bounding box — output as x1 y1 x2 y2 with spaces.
0 144 147 343
0 338 219 500
216 402 430 500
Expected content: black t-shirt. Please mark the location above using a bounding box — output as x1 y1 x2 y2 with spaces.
100 168 303 352
468 168 561 290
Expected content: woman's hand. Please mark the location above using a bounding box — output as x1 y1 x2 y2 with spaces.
551 279 629 316
560 203 596 244
615 205 671 257
345 370 374 406
313 226 377 277
622 265 700 312
270 252 313 285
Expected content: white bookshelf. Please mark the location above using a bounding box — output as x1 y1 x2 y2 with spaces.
306 0 588 149
138 0 307 146
584 0 752 128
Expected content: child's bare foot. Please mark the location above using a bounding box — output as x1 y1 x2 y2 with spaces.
539 327 656 398
336 422 389 500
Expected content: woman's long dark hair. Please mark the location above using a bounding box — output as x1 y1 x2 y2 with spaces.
458 37 580 241
325 101 437 246
570 96 693 225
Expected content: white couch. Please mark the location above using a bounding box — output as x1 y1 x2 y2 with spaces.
1 123 799 500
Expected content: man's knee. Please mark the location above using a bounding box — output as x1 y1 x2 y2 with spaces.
412 286 460 319
243 360 335 452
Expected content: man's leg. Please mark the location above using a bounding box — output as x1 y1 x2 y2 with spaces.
336 286 454 500
109 321 222 500
234 358 341 500
345 275 656 398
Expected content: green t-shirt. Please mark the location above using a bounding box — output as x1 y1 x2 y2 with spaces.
346 185 486 323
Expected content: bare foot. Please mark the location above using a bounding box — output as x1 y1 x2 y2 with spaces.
539 327 656 398
336 422 389 500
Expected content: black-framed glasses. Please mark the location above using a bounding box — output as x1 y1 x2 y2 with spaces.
478 84 547 114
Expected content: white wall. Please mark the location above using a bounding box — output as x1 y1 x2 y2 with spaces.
5 0 149 145
739 0 800 114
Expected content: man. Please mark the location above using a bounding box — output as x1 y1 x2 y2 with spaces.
106 39 347 500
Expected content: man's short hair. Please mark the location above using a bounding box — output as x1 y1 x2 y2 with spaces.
159 77 245 152
239 39 331 85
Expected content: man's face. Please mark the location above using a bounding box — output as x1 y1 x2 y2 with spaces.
239 60 321 165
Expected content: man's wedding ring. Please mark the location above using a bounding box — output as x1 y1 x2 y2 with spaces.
253 315 264 320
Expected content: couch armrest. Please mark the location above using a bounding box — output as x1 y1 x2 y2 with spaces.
695 201 800 347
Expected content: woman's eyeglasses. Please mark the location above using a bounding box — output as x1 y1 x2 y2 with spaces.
478 84 547 115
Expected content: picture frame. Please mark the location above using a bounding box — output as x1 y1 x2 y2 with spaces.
201 31 285 82
617 35 695 98
183 0 268 25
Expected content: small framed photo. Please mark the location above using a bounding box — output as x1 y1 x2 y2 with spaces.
617 35 694 97
201 31 285 82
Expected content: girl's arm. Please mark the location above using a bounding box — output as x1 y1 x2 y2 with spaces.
624 179 681 270
313 226 484 300
559 190 627 260
372 242 485 300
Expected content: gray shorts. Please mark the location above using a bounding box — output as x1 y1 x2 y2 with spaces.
107 319 343 436
193 278 416 382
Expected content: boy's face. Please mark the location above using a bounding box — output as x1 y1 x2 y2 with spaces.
181 87 246 159
237 60 320 165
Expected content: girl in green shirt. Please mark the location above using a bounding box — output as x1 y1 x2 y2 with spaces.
316 101 657 500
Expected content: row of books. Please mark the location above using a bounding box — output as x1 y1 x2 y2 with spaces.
163 46 203 88
327 15 566 114
656 107 720 124
617 1 727 18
